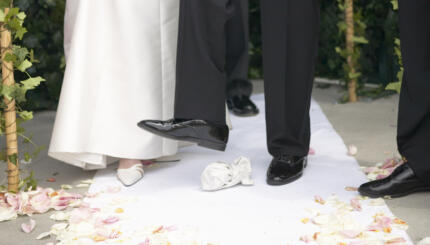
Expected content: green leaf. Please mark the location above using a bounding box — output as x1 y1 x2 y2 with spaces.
4 52 16 63
24 152 31 162
21 76 46 90
16 12 26 20
348 72 362 80
18 110 33 121
0 84 15 100
386 82 402 94
391 0 398 10
17 59 32 72
8 153 18 166
15 26 27 40
353 36 368 44
0 9 6 22
13 45 29 63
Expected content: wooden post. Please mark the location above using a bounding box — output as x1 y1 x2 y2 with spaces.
1 8 19 193
345 0 357 102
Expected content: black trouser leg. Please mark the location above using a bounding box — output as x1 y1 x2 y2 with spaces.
174 0 235 124
226 0 254 99
260 0 320 157
397 0 430 182
226 0 249 83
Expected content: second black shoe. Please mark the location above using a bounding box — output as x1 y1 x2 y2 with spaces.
227 95 259 117
358 162 430 198
138 119 229 151
266 155 307 186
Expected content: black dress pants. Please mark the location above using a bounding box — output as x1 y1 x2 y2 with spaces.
397 0 430 182
174 0 320 157
226 0 249 85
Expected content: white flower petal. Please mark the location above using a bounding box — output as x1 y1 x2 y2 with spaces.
36 231 51 240
50 212 70 221
75 184 90 188
61 185 73 190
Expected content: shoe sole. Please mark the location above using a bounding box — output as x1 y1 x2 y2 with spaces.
266 172 303 186
232 110 259 117
359 186 430 199
139 124 226 152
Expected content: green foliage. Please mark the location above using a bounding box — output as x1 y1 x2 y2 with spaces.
15 0 65 110
1 5 44 191
385 0 403 94
248 0 400 91
335 0 368 94
4 0 401 108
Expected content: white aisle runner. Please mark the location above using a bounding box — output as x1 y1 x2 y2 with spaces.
89 94 412 245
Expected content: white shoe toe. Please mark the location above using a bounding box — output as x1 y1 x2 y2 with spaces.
117 164 144 186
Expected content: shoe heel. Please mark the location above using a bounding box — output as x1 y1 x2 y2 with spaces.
197 140 226 151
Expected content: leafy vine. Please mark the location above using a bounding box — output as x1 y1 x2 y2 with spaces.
335 0 368 102
0 3 44 192
385 0 402 94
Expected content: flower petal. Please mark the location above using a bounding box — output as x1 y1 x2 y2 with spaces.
21 219 36 233
350 198 362 211
36 231 51 240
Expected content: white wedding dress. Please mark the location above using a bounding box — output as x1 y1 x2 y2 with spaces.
49 0 180 170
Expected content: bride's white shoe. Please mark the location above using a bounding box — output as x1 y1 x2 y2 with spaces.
117 164 144 186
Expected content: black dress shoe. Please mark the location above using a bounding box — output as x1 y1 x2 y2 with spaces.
359 162 430 198
266 155 307 186
227 95 259 117
138 119 229 151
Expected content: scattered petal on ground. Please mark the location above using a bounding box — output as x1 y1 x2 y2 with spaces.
36 231 51 240
0 187 83 222
21 219 36 233
350 198 362 211
348 145 358 156
75 184 90 188
315 195 326 205
60 185 72 190
418 237 430 245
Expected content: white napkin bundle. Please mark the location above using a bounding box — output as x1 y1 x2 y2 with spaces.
201 156 254 191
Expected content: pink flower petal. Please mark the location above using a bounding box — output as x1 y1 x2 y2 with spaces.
339 230 361 238
376 174 389 180
69 207 93 224
21 219 36 233
300 235 312 243
363 167 378 174
103 216 120 225
314 195 325 205
29 193 51 213
139 238 150 245
385 237 407 245
165 225 178 232
350 198 362 211
105 186 121 194
5 194 20 211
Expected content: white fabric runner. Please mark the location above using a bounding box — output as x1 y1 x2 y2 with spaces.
89 94 412 245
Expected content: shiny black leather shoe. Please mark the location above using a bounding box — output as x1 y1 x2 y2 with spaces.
359 162 430 198
266 155 308 186
138 119 229 151
227 95 259 117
